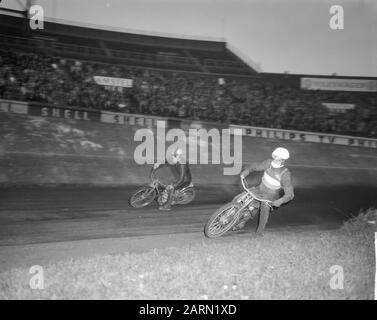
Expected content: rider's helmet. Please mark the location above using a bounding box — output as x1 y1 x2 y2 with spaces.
272 147 290 160
171 147 183 164
271 147 289 168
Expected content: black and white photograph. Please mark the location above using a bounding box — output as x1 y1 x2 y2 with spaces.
0 0 376 303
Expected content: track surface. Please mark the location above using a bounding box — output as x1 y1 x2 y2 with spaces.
0 184 376 246
1 111 377 247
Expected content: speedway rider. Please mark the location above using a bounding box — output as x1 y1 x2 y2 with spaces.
234 147 294 235
150 148 192 211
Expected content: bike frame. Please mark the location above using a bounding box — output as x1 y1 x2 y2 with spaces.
149 179 165 198
150 179 194 204
237 177 273 212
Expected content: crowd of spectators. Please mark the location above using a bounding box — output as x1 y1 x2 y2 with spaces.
1 49 376 138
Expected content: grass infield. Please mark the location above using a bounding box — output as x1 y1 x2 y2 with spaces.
0 209 375 300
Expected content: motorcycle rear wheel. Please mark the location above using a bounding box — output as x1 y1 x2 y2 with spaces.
177 188 195 205
204 203 240 238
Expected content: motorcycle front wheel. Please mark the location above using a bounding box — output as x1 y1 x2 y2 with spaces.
204 203 240 238
129 187 156 208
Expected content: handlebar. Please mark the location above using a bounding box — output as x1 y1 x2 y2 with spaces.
240 176 273 209
150 177 167 188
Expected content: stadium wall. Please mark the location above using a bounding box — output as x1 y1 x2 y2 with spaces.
1 100 377 192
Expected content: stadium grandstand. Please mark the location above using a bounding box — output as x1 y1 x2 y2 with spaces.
1 14 376 138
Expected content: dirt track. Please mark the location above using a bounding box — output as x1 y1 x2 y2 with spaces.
1 111 377 248
0 183 376 247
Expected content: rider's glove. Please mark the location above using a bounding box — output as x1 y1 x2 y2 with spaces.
153 163 160 169
240 173 245 179
272 200 283 207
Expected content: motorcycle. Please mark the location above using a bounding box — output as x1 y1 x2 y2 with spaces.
129 178 195 208
204 176 273 238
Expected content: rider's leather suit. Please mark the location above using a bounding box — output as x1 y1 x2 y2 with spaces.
242 158 294 203
150 162 192 209
240 158 294 233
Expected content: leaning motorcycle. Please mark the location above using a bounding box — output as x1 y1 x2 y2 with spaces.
129 178 195 208
204 176 273 238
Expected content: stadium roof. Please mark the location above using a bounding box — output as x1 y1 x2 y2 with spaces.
0 14 227 51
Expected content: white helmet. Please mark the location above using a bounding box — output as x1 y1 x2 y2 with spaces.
171 147 183 164
272 147 290 160
173 148 183 157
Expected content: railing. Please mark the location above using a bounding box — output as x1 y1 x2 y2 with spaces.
1 98 376 148
204 58 245 69
110 48 196 66
0 34 44 49
0 34 204 68
52 42 105 56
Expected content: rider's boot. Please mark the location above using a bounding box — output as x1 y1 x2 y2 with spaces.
159 205 171 211
252 231 265 238
159 185 174 211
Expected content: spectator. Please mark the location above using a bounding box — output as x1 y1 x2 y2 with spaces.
0 48 376 138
